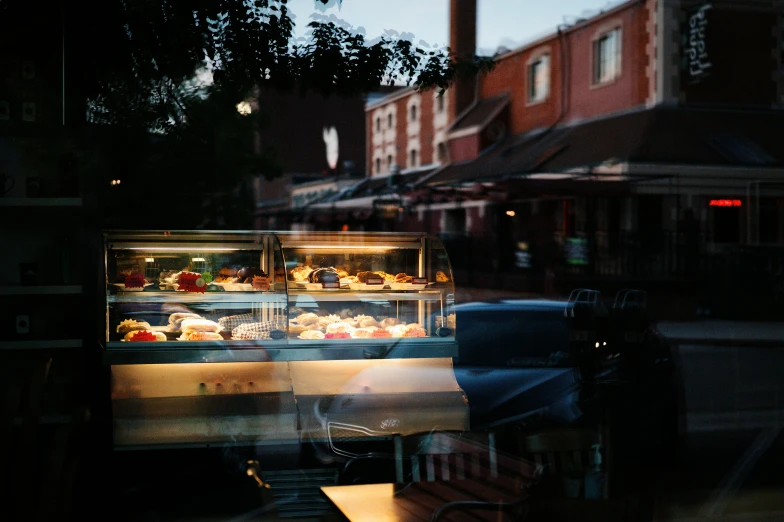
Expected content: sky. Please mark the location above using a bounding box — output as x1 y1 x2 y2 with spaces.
286 0 629 55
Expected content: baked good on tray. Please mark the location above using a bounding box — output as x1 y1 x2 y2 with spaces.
124 330 167 342
179 331 223 341
308 268 340 284
180 318 222 333
117 319 152 334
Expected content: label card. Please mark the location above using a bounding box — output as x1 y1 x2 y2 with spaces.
321 281 340 289
366 277 384 285
412 277 428 285
252 275 271 291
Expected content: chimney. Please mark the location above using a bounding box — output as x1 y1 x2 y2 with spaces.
448 0 477 123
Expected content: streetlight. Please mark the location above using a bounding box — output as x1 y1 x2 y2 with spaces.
236 102 252 115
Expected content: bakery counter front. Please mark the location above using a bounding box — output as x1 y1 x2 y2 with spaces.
110 358 469 449
103 230 458 363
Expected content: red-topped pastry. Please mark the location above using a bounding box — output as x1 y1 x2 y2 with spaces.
371 329 392 338
325 332 351 339
125 273 145 288
128 331 157 342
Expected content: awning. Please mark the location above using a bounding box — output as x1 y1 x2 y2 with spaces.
448 94 510 136
423 106 784 188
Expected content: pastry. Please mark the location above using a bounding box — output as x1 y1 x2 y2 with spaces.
394 273 413 283
326 322 355 335
325 332 351 339
336 269 349 278
180 318 222 333
218 266 238 278
237 267 266 284
359 317 380 328
290 266 314 282
296 313 319 326
179 331 223 341
274 267 286 283
356 271 384 283
124 330 166 342
167 313 203 332
299 330 325 340
288 323 308 335
436 271 450 283
388 324 409 338
351 327 378 339
403 324 427 338
308 267 340 284
340 276 358 285
380 317 400 328
317 314 341 328
371 329 392 338
117 319 152 334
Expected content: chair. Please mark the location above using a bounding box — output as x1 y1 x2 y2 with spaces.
524 429 605 499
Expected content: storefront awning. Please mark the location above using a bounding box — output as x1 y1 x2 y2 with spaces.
423 106 784 188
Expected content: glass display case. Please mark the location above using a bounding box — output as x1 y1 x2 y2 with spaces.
103 230 457 362
103 231 466 450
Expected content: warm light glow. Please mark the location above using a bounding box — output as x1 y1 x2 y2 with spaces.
595 342 600 348
144 258 155 263
289 245 398 250
710 199 742 207
192 257 206 262
236 102 252 115
110 179 122 186
506 210 516 217
127 247 238 252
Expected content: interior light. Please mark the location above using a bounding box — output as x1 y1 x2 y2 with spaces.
595 342 600 348
288 245 399 250
602 342 607 346
192 257 206 262
128 247 238 252
506 210 516 217
236 102 252 115
144 258 155 263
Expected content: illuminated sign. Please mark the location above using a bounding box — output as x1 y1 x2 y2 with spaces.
709 199 742 207
685 4 712 83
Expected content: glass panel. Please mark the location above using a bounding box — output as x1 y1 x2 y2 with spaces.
278 232 455 343
105 231 287 346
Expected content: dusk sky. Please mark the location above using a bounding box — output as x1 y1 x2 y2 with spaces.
287 0 627 55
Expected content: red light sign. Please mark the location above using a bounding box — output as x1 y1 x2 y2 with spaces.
710 199 742 207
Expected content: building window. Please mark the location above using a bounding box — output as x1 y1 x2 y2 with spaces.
376 117 381 132
410 149 418 167
410 105 417 121
593 28 621 85
437 142 447 163
528 54 550 103
437 96 445 113
375 158 381 173
388 114 393 129
387 154 393 168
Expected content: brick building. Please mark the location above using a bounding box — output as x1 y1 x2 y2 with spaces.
316 0 784 299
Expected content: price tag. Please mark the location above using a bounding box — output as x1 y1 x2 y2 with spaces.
321 281 340 289
125 273 145 288
252 275 271 291
412 277 428 285
366 277 384 285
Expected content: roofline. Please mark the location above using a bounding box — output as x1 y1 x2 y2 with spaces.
491 0 638 63
365 86 417 111
447 95 510 139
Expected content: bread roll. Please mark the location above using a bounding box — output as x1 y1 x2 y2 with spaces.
117 319 152 333
351 327 377 339
380 318 400 328
299 330 325 340
296 313 319 326
180 318 222 333
326 322 354 335
179 331 223 341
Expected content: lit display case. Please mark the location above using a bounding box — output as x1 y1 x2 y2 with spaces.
103 231 466 449
103 230 457 361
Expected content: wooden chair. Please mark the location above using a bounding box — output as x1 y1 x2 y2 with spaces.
393 431 541 522
524 429 605 499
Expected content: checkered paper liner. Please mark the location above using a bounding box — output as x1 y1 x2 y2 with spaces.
219 313 256 331
232 321 274 340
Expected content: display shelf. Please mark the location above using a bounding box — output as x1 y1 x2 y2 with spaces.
288 290 444 303
0 285 83 295
108 292 286 304
0 339 83 350
0 197 82 207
